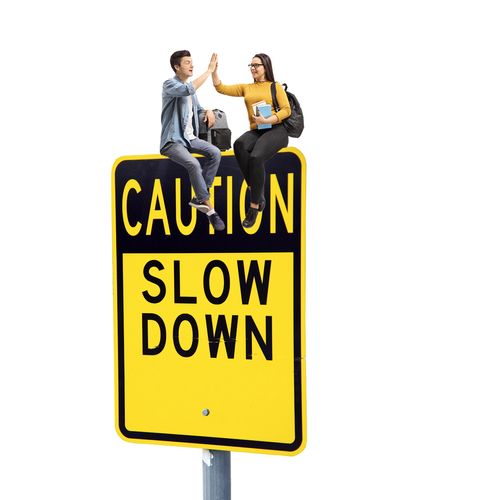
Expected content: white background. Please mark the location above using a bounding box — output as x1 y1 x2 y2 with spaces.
1 1 499 498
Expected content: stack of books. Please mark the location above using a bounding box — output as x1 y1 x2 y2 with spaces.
252 101 272 129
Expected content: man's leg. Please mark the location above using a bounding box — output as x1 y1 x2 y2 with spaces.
162 142 211 204
162 141 225 231
189 138 221 195
186 138 225 231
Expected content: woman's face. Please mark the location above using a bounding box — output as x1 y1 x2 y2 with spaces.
250 57 266 81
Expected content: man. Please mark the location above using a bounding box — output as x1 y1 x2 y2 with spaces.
160 50 225 231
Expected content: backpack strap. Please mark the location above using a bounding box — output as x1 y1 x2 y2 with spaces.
271 82 279 112
271 82 289 111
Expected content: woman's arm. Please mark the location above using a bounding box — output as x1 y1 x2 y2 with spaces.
212 64 221 87
212 60 245 96
273 83 291 122
253 113 279 126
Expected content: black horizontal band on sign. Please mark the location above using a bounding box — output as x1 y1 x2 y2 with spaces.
113 151 302 255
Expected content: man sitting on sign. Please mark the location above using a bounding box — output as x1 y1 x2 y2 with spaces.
160 50 225 232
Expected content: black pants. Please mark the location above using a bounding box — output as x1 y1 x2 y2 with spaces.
233 124 289 205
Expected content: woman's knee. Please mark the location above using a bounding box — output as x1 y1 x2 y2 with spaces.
234 131 257 152
249 151 264 167
233 136 246 154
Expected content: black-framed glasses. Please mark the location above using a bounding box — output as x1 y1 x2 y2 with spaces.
248 63 264 69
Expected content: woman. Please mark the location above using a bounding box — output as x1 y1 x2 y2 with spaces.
212 53 291 228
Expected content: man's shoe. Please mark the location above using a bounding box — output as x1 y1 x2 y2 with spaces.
208 212 225 231
189 198 210 214
242 207 259 228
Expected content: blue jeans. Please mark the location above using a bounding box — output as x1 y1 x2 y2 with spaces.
161 138 221 202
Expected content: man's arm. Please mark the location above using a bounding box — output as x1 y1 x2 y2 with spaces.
197 106 216 129
194 53 217 127
163 78 196 97
192 53 218 90
163 54 218 96
203 109 216 128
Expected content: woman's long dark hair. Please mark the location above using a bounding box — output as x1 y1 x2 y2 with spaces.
253 53 276 82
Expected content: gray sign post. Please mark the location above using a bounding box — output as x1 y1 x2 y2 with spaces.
203 450 231 500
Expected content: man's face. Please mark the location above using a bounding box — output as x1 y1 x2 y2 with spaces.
176 56 193 79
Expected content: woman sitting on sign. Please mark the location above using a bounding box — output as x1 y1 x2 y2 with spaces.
212 53 291 228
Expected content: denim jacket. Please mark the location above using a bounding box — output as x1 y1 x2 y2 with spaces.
160 75 205 151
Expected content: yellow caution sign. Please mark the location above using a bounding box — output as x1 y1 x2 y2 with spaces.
112 148 306 455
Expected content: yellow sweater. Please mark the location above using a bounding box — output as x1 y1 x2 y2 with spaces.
214 81 291 130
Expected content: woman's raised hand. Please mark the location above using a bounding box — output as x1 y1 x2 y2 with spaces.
208 53 218 73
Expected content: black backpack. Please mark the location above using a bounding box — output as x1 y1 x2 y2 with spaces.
271 82 304 138
198 109 232 151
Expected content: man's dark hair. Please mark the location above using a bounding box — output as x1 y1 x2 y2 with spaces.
253 53 276 83
170 50 191 72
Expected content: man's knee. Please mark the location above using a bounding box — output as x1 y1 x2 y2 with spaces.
195 141 221 163
206 144 221 162
182 156 202 174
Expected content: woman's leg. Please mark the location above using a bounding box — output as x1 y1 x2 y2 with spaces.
247 125 289 205
233 130 260 186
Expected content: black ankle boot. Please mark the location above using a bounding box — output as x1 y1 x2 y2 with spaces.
242 207 259 228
